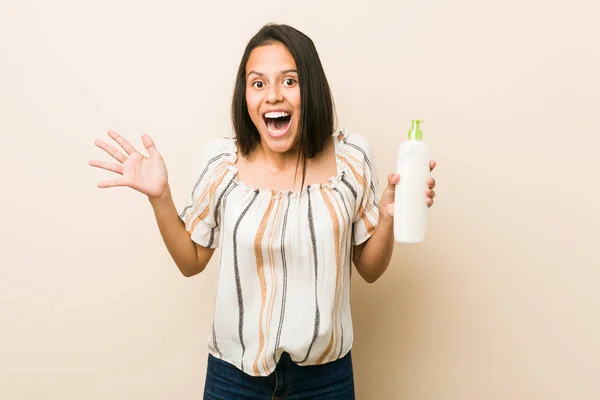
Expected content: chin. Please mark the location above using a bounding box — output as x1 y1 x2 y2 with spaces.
260 130 299 154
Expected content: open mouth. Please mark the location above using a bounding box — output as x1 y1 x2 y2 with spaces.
263 111 292 137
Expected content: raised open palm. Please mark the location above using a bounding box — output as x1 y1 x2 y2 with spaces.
89 130 168 199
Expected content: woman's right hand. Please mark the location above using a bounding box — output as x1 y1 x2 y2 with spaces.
89 130 169 200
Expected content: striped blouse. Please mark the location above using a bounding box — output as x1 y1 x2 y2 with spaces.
179 130 380 377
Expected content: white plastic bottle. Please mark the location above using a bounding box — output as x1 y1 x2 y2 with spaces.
394 120 430 243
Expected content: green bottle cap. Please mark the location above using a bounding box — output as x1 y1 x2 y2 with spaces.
408 120 423 140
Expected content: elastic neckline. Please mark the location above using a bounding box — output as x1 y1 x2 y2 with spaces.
226 131 347 198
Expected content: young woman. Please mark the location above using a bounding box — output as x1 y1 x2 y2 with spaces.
90 23 436 400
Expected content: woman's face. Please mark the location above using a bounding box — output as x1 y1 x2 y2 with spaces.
245 42 301 155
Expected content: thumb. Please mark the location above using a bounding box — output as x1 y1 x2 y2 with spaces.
142 134 161 158
386 173 400 191
381 174 400 202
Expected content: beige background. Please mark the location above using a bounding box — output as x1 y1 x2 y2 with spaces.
1 0 599 399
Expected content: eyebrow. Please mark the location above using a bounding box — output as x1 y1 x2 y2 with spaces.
247 69 298 78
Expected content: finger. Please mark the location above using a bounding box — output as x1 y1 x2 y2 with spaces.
89 159 124 175
95 139 127 163
430 160 436 172
108 130 137 155
428 177 436 189
97 178 128 188
387 173 400 187
426 188 436 199
383 174 400 199
427 197 434 208
142 134 160 159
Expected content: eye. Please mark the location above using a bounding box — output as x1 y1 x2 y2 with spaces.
252 81 264 89
283 78 297 87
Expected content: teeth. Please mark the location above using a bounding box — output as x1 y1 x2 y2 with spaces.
264 111 290 119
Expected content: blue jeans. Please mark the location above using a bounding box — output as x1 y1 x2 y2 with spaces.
203 351 355 399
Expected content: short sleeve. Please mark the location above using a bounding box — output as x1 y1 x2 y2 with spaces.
178 138 234 249
349 134 380 246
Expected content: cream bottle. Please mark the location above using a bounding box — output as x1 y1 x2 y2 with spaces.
394 120 430 243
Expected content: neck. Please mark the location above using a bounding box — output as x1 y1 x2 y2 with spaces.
255 142 303 173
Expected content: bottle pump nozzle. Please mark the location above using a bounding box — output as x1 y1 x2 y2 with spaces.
409 120 423 140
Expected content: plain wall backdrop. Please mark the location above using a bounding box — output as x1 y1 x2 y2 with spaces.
1 0 599 399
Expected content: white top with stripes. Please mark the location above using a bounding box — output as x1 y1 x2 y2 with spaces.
179 129 380 376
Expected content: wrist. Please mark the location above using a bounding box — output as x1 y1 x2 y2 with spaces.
375 212 394 238
148 185 173 208
378 210 393 225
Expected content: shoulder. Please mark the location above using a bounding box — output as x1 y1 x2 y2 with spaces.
189 136 236 179
339 129 370 149
199 136 236 161
338 129 375 165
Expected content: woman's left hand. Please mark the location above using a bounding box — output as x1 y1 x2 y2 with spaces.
379 160 437 220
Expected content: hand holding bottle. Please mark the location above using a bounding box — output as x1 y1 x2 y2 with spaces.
89 130 169 200
380 161 436 219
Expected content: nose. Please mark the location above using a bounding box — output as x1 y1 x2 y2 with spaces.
266 83 283 103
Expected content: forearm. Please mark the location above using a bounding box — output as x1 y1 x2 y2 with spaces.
354 215 395 283
149 186 213 277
